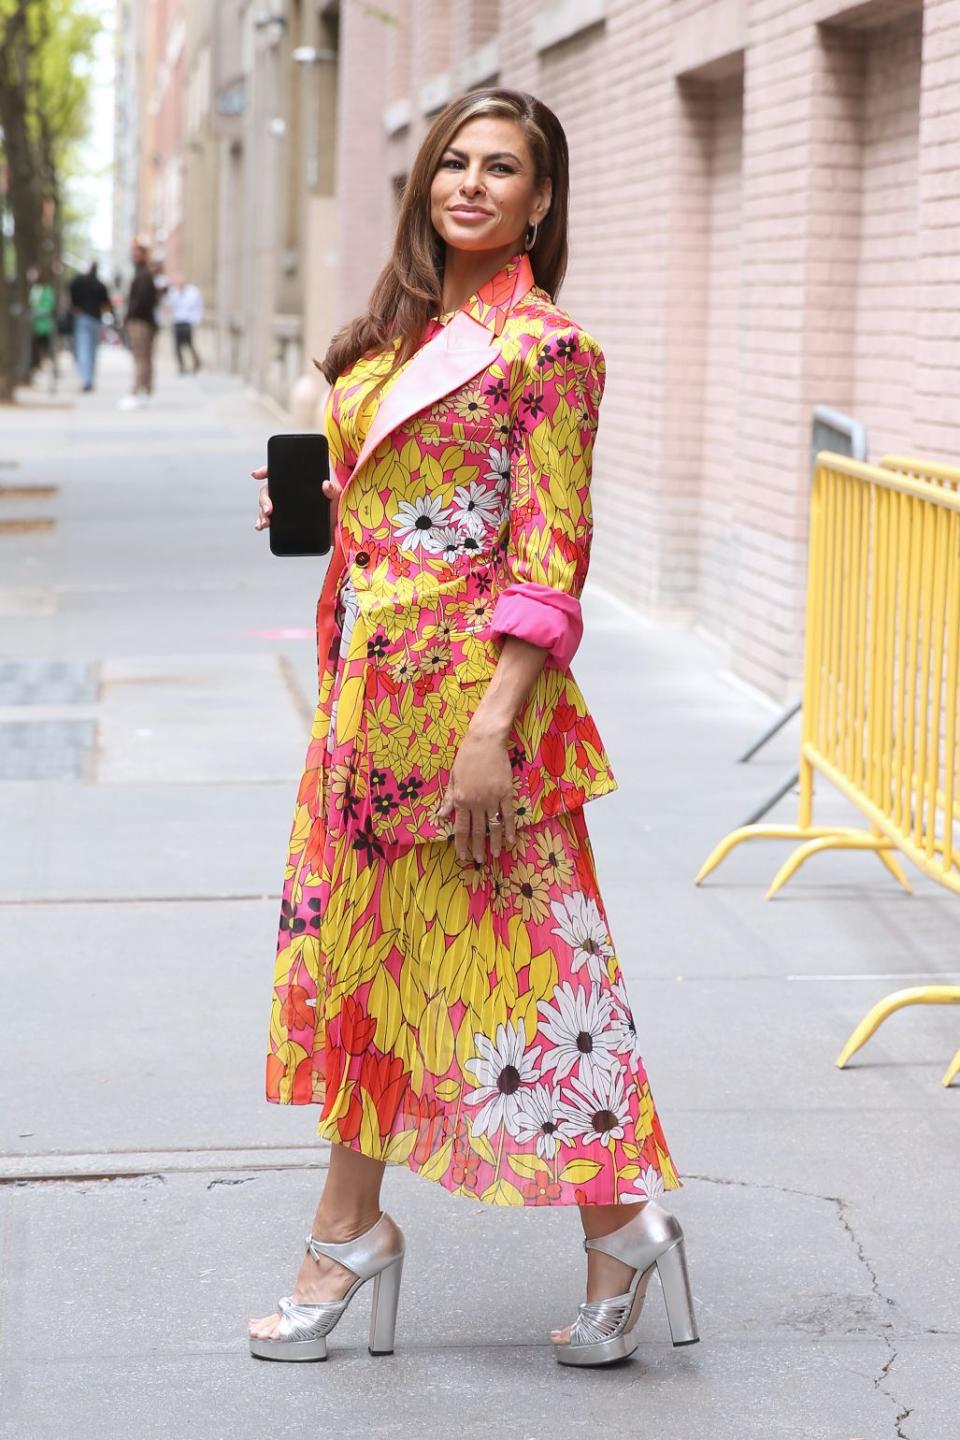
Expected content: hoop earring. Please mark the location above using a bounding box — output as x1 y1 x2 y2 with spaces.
524 220 538 252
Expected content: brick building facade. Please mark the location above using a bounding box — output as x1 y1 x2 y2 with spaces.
159 0 960 699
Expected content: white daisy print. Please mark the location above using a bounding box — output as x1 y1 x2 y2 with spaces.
549 892 614 983
608 975 643 1064
450 481 503 538
484 446 511 492
558 1063 632 1147
537 981 620 1085
391 493 453 552
511 1083 574 1158
464 1021 542 1137
432 525 464 561
623 1164 665 1202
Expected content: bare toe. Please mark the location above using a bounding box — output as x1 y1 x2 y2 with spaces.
550 1324 572 1344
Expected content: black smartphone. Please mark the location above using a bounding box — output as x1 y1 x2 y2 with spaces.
267 432 332 557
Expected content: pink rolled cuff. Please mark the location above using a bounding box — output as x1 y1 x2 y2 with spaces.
478 582 583 669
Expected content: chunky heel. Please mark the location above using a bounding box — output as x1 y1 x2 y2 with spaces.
249 1211 405 1362
655 1239 699 1346
368 1254 403 1355
554 1201 699 1367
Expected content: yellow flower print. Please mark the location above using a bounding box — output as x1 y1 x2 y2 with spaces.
467 599 493 628
507 861 551 924
511 796 533 829
534 828 575 887
421 643 452 674
491 415 512 445
461 858 491 894
490 871 513 916
454 386 488 422
431 618 457 644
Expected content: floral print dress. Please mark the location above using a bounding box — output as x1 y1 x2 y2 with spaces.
265 253 679 1206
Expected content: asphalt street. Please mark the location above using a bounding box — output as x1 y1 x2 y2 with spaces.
0 342 957 1440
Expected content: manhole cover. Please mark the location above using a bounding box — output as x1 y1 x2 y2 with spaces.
0 661 99 705
0 719 96 779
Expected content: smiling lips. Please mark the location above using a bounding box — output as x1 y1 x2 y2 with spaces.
450 206 492 218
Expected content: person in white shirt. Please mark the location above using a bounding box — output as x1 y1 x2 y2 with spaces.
165 276 204 374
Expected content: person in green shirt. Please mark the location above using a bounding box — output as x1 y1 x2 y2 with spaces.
28 269 58 383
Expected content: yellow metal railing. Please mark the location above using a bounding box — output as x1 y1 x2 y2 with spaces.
695 451 960 1084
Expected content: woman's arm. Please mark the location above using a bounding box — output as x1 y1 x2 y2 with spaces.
439 325 606 865
437 635 548 864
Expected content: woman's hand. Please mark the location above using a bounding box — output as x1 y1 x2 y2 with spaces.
251 464 342 530
438 721 516 864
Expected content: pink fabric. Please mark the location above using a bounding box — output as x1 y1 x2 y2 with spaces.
479 581 584 669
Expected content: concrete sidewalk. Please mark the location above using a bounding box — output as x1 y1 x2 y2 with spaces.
1 345 957 1440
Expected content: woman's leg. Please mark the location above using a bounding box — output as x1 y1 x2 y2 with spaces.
248 1144 388 1341
550 1202 651 1343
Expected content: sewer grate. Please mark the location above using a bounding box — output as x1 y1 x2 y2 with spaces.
0 719 96 779
0 660 99 705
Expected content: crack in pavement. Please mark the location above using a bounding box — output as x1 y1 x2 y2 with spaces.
687 1174 914 1438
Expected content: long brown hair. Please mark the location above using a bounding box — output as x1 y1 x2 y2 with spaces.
318 88 570 386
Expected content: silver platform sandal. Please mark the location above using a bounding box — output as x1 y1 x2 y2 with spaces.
554 1200 699 1367
249 1211 405 1362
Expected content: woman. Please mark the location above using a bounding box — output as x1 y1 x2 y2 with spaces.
248 88 698 1368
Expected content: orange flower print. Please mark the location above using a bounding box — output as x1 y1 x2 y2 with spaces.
297 766 320 805
521 1177 562 1205
554 703 578 732
360 1052 410 1135
290 1055 315 1103
542 733 567 780
575 713 602 748
281 984 313 1031
302 819 325 873
265 1052 285 1102
339 994 377 1055
339 1086 363 1143
403 1093 448 1167
451 1143 480 1190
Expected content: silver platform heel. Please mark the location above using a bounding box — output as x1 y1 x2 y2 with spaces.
249 1211 405 1362
554 1200 699 1367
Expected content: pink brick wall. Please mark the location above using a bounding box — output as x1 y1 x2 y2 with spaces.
337 0 960 699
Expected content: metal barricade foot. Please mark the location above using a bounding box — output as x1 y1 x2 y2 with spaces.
836 985 960 1071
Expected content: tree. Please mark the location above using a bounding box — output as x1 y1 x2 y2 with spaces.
0 0 98 400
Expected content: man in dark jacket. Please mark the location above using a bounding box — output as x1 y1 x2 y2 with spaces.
119 241 159 410
69 261 113 392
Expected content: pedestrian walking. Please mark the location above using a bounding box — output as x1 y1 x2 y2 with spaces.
68 261 112 392
165 276 203 373
119 242 158 409
27 269 58 388
248 88 698 1369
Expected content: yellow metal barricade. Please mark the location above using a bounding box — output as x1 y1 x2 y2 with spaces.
881 454 960 492
695 451 960 1083
839 454 960 1085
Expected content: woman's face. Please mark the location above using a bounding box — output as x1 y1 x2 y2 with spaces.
430 115 551 256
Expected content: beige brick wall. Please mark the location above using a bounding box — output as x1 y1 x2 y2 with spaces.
335 0 960 700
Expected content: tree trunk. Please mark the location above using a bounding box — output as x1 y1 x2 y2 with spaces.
0 3 44 289
0 1 43 392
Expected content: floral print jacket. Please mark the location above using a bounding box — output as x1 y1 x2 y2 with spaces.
308 251 618 849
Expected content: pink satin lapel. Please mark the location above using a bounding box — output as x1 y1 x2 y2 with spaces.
340 308 497 502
